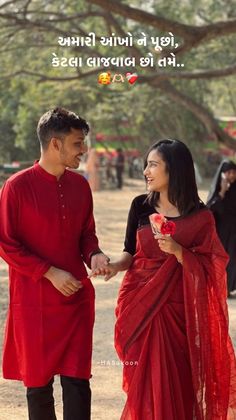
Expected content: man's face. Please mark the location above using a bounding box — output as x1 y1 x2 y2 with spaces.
58 128 88 169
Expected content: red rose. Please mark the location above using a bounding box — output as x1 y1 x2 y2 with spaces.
152 214 165 224
160 221 176 235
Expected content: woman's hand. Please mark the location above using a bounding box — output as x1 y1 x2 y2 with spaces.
89 262 119 281
219 176 230 198
155 234 183 263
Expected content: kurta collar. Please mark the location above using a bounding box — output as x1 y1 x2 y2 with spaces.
34 161 66 183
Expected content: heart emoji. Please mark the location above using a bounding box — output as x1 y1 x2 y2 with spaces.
126 72 138 84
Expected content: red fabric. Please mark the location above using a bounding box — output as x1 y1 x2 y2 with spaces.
0 163 99 386
115 209 236 419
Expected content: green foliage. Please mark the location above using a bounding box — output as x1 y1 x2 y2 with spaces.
0 0 235 162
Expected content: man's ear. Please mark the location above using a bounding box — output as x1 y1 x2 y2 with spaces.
51 137 61 151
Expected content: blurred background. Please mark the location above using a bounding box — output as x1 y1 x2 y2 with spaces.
0 2 236 418
0 0 235 188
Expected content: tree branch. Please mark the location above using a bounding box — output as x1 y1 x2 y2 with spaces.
87 0 236 56
154 80 236 149
102 12 142 61
0 0 17 10
0 68 102 82
140 64 236 81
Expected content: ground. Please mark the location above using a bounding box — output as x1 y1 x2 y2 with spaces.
0 179 235 419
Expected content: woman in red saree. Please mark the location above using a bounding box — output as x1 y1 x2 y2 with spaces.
93 139 236 419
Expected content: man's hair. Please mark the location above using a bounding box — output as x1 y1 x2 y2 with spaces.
37 107 90 149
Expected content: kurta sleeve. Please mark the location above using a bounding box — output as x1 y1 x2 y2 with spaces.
123 198 139 256
0 181 51 281
79 189 100 267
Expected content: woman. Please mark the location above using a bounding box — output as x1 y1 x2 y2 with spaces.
207 160 236 297
92 140 236 419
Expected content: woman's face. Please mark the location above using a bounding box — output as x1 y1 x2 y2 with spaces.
224 169 236 184
143 150 169 192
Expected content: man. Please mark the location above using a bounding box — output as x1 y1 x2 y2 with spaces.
0 107 108 420
115 148 125 189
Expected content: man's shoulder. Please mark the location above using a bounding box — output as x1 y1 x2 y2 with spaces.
4 166 34 188
66 169 90 188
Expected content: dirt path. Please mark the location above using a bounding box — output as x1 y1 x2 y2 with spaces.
0 179 235 419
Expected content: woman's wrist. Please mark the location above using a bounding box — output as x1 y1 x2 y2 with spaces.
114 252 133 271
110 261 122 272
174 247 183 264
114 261 129 272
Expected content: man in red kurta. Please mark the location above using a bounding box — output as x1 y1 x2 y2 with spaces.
0 107 108 420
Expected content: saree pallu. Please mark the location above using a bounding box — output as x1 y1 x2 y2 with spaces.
115 209 236 420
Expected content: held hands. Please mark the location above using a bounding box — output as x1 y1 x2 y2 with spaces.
90 252 117 281
89 262 119 281
44 267 83 297
90 251 132 280
91 252 110 272
155 234 183 263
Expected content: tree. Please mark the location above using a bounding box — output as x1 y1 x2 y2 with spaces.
0 0 236 161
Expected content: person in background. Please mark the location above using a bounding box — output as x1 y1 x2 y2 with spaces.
86 147 100 191
105 153 116 187
115 148 125 189
0 107 109 420
207 160 236 297
92 139 236 420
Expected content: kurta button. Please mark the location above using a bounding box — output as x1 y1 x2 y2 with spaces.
59 184 62 187
62 216 66 219
60 194 64 198
62 204 65 208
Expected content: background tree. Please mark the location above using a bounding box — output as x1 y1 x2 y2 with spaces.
0 0 235 164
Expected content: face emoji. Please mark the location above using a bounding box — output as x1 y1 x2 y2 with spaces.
98 72 111 85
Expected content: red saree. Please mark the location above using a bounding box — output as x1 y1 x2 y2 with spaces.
115 209 236 419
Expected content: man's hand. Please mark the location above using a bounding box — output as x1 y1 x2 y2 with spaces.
91 252 110 272
44 266 83 297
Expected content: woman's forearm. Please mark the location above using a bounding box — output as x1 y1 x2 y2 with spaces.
114 251 133 271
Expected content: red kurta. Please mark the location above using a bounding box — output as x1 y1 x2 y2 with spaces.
115 209 236 419
0 162 99 386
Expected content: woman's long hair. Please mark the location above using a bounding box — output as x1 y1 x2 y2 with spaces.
207 160 236 204
144 139 203 215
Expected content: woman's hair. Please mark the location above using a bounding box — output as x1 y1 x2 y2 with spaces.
221 161 236 173
144 139 203 215
211 160 236 197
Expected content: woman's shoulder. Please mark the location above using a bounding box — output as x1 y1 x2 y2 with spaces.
131 194 148 206
186 206 215 227
128 194 153 219
131 194 153 211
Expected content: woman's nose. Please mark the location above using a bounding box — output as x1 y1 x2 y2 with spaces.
143 166 148 176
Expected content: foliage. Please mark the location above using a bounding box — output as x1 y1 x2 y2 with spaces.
0 0 235 163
